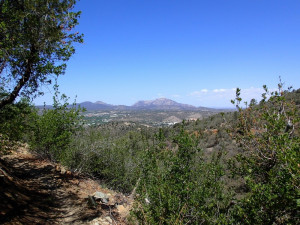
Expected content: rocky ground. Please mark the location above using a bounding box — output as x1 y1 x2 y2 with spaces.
0 145 132 224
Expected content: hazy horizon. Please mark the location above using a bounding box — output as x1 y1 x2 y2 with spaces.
35 96 238 109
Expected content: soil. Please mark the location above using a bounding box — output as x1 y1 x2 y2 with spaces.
0 145 132 224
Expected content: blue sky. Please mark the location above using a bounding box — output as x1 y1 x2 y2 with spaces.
35 0 300 108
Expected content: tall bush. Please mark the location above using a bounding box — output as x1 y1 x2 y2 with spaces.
30 85 84 161
230 84 300 224
133 128 232 224
0 89 34 152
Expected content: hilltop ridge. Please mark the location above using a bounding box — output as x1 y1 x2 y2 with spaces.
132 98 196 110
77 98 219 111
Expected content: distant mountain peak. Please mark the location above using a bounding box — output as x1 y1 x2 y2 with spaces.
79 100 113 110
132 98 196 110
38 98 221 112
75 98 216 111
95 101 109 105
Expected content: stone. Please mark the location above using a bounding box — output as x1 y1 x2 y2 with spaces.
93 191 109 204
105 216 113 224
60 167 67 174
117 204 129 217
88 218 109 225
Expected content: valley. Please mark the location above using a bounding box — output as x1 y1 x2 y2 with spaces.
80 98 233 126
83 110 223 127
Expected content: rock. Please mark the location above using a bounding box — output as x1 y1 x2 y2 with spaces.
55 165 61 172
88 217 110 225
60 167 67 174
105 216 113 224
117 204 130 218
117 204 128 217
116 204 125 212
93 191 109 204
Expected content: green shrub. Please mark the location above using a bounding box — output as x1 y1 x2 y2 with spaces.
230 84 300 224
132 128 232 224
0 98 33 141
0 90 34 153
29 85 84 161
63 127 147 193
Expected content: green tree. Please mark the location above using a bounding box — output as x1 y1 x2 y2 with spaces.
0 0 83 109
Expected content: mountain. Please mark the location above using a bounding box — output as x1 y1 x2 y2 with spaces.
76 98 216 111
37 98 223 111
132 98 197 110
79 101 114 110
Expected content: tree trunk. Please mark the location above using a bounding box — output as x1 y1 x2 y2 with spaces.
0 46 36 110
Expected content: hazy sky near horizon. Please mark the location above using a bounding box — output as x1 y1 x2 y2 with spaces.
34 0 300 108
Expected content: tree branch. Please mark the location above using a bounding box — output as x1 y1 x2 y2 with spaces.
0 60 6 75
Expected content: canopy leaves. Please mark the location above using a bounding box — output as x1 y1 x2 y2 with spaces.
0 0 83 109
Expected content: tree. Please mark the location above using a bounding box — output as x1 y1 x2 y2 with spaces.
0 0 83 109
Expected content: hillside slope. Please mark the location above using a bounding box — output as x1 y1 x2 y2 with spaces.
0 146 131 224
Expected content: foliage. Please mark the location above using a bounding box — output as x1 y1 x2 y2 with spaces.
132 128 232 224
29 84 84 161
0 0 83 109
63 125 149 193
0 97 33 141
230 84 300 224
0 88 34 153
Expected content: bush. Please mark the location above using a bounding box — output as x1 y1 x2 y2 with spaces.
132 128 232 224
63 127 147 193
230 84 300 224
0 91 34 153
29 85 84 161
0 98 33 141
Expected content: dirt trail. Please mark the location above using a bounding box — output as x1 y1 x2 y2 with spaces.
0 146 131 224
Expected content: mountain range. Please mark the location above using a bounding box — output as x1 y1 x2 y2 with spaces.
78 98 217 111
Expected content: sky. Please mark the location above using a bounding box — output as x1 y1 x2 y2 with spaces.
34 0 300 108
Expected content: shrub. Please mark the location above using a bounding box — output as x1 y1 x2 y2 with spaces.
63 127 147 193
0 97 33 141
29 85 84 161
230 84 300 224
132 128 232 224
0 91 34 153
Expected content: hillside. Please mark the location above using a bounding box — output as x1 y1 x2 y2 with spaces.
78 98 232 126
0 146 131 224
1 88 299 224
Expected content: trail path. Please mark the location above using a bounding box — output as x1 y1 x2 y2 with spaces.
0 146 131 224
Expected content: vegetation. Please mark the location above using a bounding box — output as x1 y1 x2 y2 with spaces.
229 85 299 224
82 110 220 127
63 124 150 193
0 0 83 109
28 84 84 162
0 1 299 223
132 128 232 224
0 84 299 224
0 93 33 153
